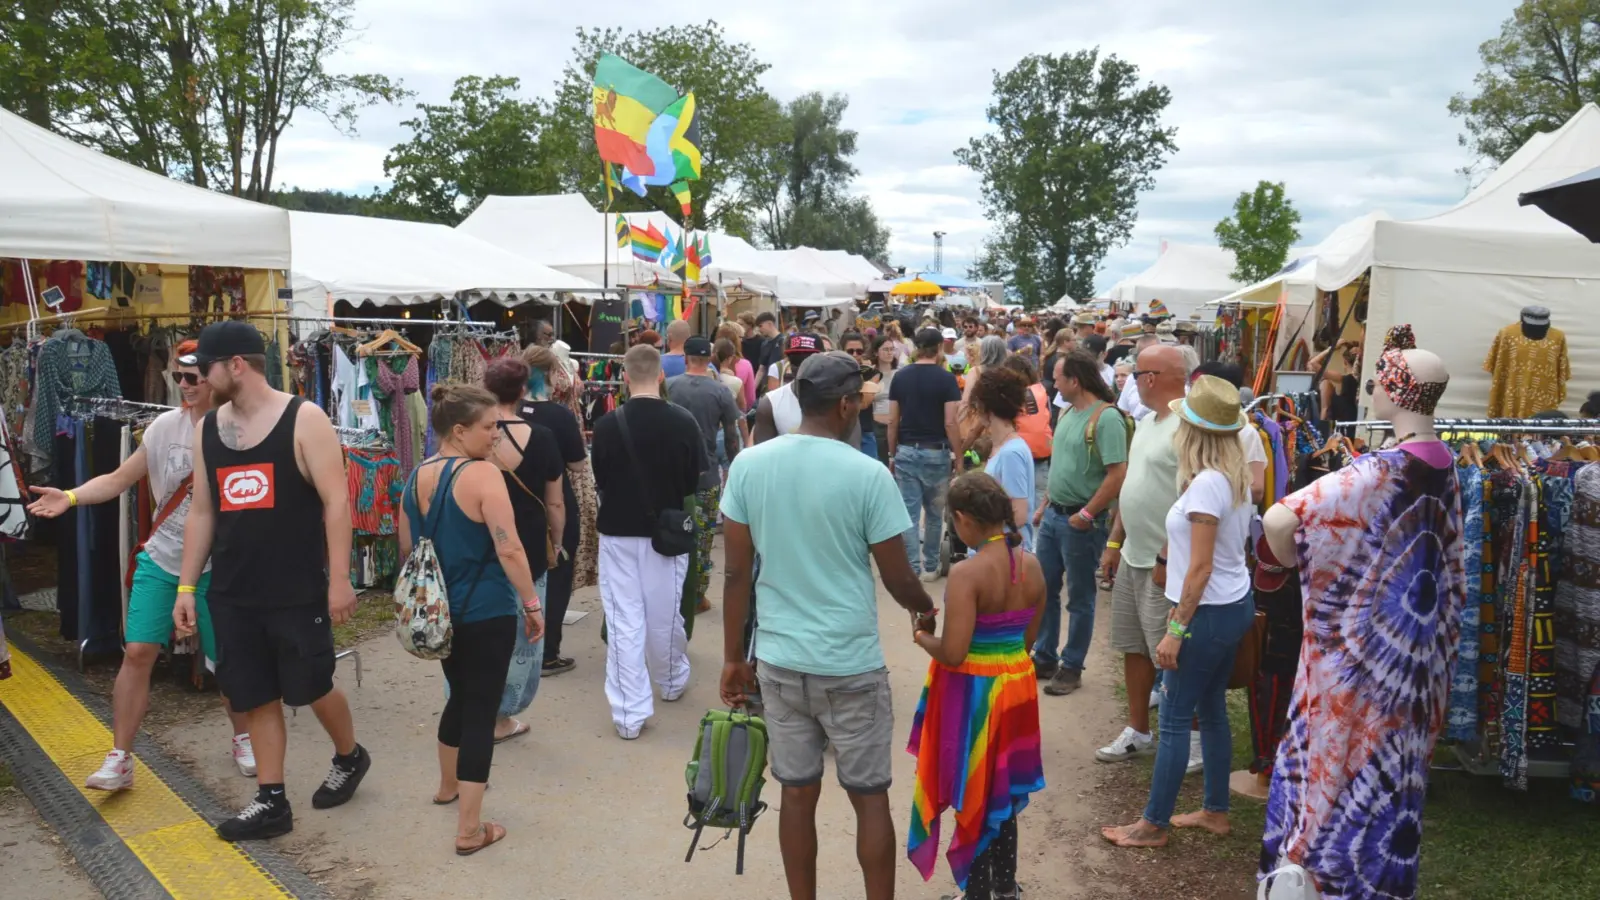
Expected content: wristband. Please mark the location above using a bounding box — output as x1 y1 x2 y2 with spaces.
1106 540 1122 550
64 489 78 507
1076 509 1094 522
1155 555 1168 566
177 585 197 595
1167 620 1190 639
523 601 542 612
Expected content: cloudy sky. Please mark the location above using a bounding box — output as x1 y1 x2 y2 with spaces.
273 0 1517 295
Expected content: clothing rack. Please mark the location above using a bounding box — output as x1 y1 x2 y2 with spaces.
571 351 624 360
65 397 173 423
288 315 498 331
1343 418 1600 436
335 426 391 450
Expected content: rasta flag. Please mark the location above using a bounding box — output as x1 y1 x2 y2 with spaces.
592 53 702 215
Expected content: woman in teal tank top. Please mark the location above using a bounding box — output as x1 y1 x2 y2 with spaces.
399 384 543 857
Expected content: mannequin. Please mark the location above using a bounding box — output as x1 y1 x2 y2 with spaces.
1259 325 1465 900
1483 305 1569 418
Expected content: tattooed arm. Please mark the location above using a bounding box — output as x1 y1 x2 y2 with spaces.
468 461 544 639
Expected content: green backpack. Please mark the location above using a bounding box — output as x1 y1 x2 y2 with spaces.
683 708 770 874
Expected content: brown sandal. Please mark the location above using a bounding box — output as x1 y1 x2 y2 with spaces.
455 822 506 856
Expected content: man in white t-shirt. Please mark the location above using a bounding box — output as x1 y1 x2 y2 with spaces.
26 345 255 791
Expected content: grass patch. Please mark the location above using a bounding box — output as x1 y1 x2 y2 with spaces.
334 591 394 651
0 759 13 791
1104 682 1600 899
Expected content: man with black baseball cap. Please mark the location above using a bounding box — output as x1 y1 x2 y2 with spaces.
666 335 742 613
719 351 931 900
176 320 370 841
887 327 963 581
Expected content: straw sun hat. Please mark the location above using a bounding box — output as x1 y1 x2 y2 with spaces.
1170 374 1246 433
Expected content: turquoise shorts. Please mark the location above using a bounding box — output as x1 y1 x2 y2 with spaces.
126 551 216 661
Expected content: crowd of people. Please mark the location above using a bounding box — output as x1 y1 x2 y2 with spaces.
30 302 1437 898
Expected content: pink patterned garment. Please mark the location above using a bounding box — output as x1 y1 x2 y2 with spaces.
1260 449 1465 900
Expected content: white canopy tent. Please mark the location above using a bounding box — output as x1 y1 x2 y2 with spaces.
0 107 291 269
1107 242 1243 320
287 211 601 319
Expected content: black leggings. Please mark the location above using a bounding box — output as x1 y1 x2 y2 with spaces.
543 557 575 662
966 816 1019 900
438 616 517 783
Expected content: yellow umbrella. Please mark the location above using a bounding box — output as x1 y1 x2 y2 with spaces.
890 278 943 297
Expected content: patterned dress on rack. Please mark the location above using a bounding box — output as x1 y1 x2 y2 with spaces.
1557 464 1600 730
1445 463 1484 742
549 358 598 590
1260 449 1465 900
907 608 1044 891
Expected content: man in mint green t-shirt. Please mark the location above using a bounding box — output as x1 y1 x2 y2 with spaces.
1031 351 1128 696
719 351 936 900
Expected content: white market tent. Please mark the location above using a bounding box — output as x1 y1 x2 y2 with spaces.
1107 242 1243 320
458 194 647 290
0 107 291 269
1277 104 1600 417
287 211 602 319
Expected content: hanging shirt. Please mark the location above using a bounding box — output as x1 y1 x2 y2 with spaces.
331 347 359 428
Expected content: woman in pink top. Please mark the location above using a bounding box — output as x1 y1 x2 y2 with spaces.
717 322 757 407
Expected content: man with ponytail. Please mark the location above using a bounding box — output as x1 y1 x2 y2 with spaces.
1031 351 1128 697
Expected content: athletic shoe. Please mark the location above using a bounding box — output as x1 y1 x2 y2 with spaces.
920 571 940 583
617 725 641 741
311 744 371 810
1186 731 1204 775
1149 688 1163 708
85 750 133 791
215 798 293 842
1095 726 1154 763
1043 667 1082 696
232 734 257 777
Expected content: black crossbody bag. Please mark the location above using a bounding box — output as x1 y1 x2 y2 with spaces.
615 404 696 557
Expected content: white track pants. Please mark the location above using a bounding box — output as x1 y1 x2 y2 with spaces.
599 536 691 735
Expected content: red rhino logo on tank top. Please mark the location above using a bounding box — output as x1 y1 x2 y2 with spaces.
217 463 276 511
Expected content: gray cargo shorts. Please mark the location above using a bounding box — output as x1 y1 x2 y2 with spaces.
756 661 894 794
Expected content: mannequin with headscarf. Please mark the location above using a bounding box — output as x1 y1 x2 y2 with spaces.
1257 325 1465 900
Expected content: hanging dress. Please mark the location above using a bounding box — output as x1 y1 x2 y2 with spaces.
1260 448 1465 900
907 607 1044 890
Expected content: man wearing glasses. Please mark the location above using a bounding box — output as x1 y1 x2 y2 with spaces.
840 332 879 459
28 340 258 795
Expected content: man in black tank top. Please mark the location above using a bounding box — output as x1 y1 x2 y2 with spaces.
175 322 371 842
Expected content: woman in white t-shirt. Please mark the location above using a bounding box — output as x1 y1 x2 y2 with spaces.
1101 374 1258 850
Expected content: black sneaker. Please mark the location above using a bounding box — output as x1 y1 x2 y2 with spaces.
1043 667 1082 696
216 798 293 842
312 744 371 809
1032 656 1058 680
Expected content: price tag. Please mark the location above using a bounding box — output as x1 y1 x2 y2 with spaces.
352 400 373 417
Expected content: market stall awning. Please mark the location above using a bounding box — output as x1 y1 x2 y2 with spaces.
919 271 978 289
0 107 291 269
289 211 601 314
1518 163 1600 242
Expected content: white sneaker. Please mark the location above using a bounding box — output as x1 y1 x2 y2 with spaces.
232 734 257 777
1149 688 1163 708
920 571 940 583
1095 726 1154 763
1186 732 1204 774
85 750 133 791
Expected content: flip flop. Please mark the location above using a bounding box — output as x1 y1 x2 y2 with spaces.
454 822 506 856
492 720 530 744
432 783 489 805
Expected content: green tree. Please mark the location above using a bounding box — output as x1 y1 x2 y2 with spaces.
1213 181 1302 284
544 21 787 234
1448 0 1600 165
269 187 390 216
755 92 891 262
381 75 559 225
0 0 403 194
957 49 1177 307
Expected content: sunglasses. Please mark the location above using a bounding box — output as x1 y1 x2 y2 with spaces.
845 347 865 357
175 372 203 386
1365 378 1375 396
1130 369 1161 379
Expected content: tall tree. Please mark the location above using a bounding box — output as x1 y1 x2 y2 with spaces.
1214 181 1302 284
755 91 891 261
1448 0 1600 165
381 75 559 225
957 49 1177 307
545 21 786 234
0 0 403 194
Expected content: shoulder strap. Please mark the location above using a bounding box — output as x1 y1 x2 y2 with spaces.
414 458 472 542
149 475 192 535
496 420 527 456
614 404 658 520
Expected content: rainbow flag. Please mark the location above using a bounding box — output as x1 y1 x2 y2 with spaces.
629 221 666 263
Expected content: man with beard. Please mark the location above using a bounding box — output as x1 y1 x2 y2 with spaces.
177 322 369 841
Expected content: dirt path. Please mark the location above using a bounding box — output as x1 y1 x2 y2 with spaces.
159 543 1135 900
0 789 100 900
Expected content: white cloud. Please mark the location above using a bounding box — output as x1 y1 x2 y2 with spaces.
272 0 1517 292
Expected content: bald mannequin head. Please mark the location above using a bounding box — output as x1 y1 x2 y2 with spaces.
1135 344 1187 412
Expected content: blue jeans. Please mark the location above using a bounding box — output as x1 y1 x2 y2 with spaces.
894 446 950 573
1032 507 1107 670
859 430 878 460
1030 461 1050 549
1143 596 1256 828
